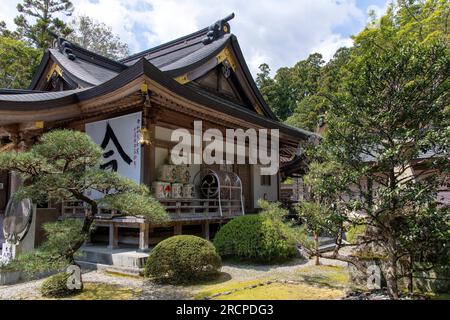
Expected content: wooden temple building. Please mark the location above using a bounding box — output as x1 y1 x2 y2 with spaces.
0 14 317 254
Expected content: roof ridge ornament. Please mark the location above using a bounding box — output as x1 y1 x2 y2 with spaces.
48 31 76 61
202 13 235 45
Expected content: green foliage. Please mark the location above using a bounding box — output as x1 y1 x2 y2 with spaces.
144 235 221 284
0 130 167 221
256 54 325 122
296 202 342 237
213 203 298 263
99 191 167 223
0 36 41 89
14 0 74 49
40 272 81 298
258 1 449 132
346 225 366 244
67 15 129 60
0 130 168 277
295 0 450 298
16 219 88 276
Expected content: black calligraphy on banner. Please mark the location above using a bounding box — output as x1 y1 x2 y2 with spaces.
99 123 132 172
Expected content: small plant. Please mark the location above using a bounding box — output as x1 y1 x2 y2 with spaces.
40 272 82 298
213 203 298 263
144 235 221 284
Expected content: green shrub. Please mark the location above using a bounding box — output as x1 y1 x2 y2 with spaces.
144 235 221 284
213 214 298 263
40 272 82 298
346 225 366 244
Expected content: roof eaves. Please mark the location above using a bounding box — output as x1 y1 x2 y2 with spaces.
139 59 315 140
29 50 52 90
162 35 231 77
229 35 278 121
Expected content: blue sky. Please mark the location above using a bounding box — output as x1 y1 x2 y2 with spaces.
1 0 391 75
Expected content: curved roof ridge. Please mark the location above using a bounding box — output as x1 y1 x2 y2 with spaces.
121 27 209 64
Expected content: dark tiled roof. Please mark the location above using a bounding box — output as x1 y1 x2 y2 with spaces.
121 27 209 66
49 49 119 86
0 88 85 102
0 58 317 141
0 88 45 95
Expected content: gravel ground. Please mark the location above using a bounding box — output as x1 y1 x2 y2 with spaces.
0 270 191 300
0 257 349 300
220 256 347 282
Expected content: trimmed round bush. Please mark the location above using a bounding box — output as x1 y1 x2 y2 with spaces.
40 272 82 298
144 235 222 284
213 214 298 263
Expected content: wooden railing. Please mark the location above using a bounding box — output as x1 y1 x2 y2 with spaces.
62 198 243 221
157 198 243 221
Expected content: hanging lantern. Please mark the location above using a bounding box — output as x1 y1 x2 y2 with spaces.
139 127 152 145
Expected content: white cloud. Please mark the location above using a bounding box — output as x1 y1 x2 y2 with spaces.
0 0 21 29
367 1 392 22
2 0 378 75
311 34 354 62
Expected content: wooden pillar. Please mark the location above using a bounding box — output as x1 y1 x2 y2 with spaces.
142 105 159 187
148 122 156 185
108 223 118 250
202 222 210 240
174 223 182 236
139 223 150 252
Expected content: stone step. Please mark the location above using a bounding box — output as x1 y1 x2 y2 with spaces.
76 260 143 276
77 246 149 270
318 237 336 246
318 243 337 253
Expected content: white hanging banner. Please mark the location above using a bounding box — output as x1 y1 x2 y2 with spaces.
86 112 142 183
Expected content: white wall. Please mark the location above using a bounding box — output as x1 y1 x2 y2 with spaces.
252 165 279 208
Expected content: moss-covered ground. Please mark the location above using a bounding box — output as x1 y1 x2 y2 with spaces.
192 264 350 300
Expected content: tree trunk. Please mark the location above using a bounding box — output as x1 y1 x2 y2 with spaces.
386 252 399 299
408 255 414 295
314 233 320 265
63 198 97 293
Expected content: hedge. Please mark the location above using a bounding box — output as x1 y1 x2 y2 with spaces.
144 235 221 284
213 214 298 263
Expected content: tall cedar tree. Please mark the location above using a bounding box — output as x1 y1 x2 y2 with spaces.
14 0 74 50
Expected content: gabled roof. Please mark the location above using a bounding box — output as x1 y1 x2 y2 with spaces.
0 58 317 142
1 14 320 144
24 14 277 119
